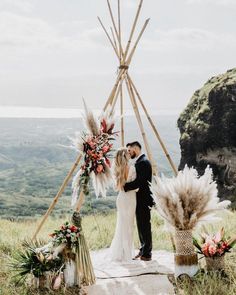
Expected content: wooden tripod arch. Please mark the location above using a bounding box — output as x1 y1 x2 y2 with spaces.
33 0 177 239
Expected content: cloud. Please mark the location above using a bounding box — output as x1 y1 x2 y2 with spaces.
186 0 236 6
0 12 57 49
0 12 108 55
141 28 236 52
0 0 34 13
123 0 137 9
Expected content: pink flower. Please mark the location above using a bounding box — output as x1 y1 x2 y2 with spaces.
213 231 222 243
202 243 209 256
102 145 109 153
66 234 70 238
96 164 104 173
208 245 217 256
52 274 62 290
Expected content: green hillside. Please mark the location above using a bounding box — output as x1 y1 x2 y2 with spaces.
0 116 180 219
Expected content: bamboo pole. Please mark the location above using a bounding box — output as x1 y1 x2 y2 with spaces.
120 82 124 146
117 0 122 62
97 17 119 58
125 77 157 175
111 76 124 113
106 0 124 56
110 26 119 54
123 0 143 62
126 18 150 66
103 68 126 111
128 75 178 176
33 154 82 239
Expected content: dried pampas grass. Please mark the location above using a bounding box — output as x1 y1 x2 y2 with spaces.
151 165 231 230
82 98 100 136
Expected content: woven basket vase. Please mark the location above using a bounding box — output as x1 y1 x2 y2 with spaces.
174 230 198 278
205 255 225 271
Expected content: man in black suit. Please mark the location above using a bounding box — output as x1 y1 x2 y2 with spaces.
124 141 153 261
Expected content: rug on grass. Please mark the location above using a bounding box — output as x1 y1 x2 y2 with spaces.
90 249 174 279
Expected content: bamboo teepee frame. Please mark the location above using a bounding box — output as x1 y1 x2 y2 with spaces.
33 0 177 240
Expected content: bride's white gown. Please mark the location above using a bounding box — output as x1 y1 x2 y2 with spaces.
109 165 137 262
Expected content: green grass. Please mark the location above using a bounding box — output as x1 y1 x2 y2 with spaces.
0 211 236 294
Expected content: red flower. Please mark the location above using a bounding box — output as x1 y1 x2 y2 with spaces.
101 119 107 132
107 123 114 134
222 242 229 250
70 225 77 232
105 158 111 167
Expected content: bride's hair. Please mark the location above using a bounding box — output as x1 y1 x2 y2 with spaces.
114 147 129 190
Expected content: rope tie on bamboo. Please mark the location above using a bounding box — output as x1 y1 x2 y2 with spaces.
175 230 194 256
119 64 129 70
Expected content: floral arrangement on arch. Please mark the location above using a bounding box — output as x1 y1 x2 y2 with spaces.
49 221 80 247
71 102 118 206
193 228 236 258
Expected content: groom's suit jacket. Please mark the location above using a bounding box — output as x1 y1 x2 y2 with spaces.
124 154 153 207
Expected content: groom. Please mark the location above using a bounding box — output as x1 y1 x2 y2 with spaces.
124 141 153 261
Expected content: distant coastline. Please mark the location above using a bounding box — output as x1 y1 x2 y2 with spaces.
0 106 181 118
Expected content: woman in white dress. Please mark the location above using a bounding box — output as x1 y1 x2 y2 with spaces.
109 147 137 262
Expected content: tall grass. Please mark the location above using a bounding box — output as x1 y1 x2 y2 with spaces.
0 210 236 294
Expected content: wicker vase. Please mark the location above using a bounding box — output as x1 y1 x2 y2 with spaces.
205 256 225 271
174 230 198 277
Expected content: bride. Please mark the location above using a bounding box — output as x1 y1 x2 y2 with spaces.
109 147 137 262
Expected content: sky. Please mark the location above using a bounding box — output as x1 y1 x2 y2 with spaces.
0 0 236 115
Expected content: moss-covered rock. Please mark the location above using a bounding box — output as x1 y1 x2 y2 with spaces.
178 68 236 206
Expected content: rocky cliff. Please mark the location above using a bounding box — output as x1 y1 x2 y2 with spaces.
178 68 236 207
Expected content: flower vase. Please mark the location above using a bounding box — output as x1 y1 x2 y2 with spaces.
63 245 78 287
34 275 47 289
174 230 198 277
205 256 225 271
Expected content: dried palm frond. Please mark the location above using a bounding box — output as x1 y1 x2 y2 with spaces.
151 165 231 230
9 239 63 285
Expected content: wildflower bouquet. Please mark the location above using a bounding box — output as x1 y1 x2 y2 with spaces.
50 222 80 247
193 228 236 257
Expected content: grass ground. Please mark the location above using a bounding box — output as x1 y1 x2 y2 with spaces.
0 210 236 294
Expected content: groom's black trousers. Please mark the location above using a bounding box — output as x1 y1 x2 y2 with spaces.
136 202 152 258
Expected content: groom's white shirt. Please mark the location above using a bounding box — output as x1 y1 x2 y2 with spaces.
135 153 144 163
